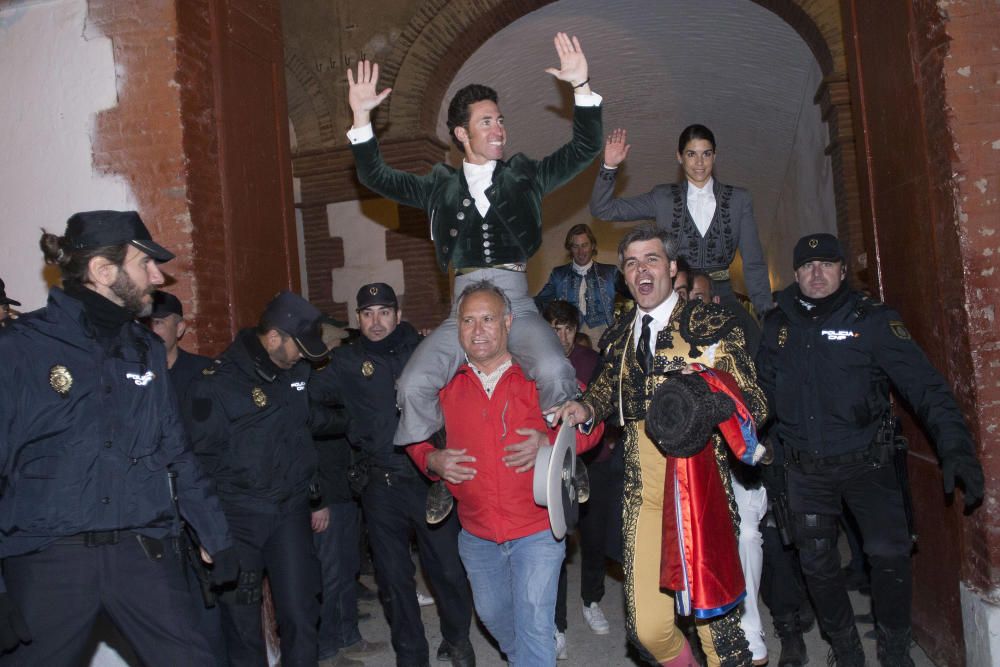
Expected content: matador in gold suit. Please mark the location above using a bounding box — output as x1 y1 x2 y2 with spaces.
582 295 768 666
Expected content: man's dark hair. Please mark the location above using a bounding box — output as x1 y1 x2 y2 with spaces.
677 124 716 154
446 84 499 151
541 300 580 330
617 225 678 267
39 231 128 288
689 269 715 300
675 256 691 276
564 224 598 256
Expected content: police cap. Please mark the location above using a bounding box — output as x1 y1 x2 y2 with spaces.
150 290 183 319
0 278 20 307
65 210 175 262
261 291 333 361
793 233 843 270
356 283 398 311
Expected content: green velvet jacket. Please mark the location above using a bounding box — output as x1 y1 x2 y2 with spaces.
351 104 602 272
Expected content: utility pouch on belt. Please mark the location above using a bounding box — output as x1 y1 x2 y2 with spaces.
136 534 165 562
235 570 263 605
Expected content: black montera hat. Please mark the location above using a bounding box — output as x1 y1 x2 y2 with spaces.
793 233 843 270
645 373 735 458
65 210 175 262
356 283 398 311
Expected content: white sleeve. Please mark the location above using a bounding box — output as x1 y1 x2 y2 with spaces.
346 123 375 144
573 91 603 107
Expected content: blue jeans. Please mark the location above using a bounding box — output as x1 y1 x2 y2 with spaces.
314 501 363 661
458 528 565 666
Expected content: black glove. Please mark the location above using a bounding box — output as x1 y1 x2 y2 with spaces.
207 547 240 588
0 593 31 652
942 451 984 508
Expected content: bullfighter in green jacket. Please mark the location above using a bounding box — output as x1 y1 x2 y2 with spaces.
346 32 604 446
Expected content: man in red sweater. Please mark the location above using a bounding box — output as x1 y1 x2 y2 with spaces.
408 280 602 665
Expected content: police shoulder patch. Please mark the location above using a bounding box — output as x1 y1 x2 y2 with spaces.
889 320 911 340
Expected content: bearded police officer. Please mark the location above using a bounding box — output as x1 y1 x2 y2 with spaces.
756 233 984 667
183 291 344 666
310 283 475 667
0 211 236 665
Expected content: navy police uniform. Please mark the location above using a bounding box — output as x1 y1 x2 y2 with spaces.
310 309 474 667
0 287 232 666
756 235 983 662
184 326 343 667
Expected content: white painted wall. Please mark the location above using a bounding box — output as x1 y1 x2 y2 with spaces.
0 0 135 313
961 582 1000 667
1 2 136 665
326 198 406 326
764 60 838 292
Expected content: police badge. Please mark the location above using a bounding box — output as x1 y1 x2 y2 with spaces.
889 320 911 340
361 360 375 378
252 386 268 408
49 365 73 395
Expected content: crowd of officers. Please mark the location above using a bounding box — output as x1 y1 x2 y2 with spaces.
0 209 984 667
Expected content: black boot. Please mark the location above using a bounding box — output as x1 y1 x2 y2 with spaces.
426 480 454 524
827 626 865 667
773 614 808 666
875 626 913 667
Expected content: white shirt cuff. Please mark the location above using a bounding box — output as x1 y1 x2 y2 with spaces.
601 163 618 171
574 91 602 107
347 123 374 144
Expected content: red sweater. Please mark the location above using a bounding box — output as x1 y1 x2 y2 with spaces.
408 363 603 543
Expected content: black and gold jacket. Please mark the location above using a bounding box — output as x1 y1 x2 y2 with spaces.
584 298 767 429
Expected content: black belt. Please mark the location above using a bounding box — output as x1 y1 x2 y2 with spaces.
55 530 124 547
784 445 873 468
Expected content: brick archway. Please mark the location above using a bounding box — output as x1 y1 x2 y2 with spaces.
287 0 864 325
373 0 866 278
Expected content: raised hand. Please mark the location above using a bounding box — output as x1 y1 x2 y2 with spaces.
604 128 631 168
544 32 589 93
347 60 392 127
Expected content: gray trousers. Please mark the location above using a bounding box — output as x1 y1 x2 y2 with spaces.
393 268 577 445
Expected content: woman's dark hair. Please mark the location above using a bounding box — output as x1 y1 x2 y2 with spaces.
39 231 128 287
446 84 499 150
677 124 716 154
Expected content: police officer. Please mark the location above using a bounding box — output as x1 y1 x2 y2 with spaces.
756 233 984 667
183 291 344 666
0 211 236 665
310 283 475 667
148 290 212 397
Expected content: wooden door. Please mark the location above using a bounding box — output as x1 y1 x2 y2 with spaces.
842 2 974 663
213 0 299 333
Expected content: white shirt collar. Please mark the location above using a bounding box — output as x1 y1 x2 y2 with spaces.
463 161 497 217
638 290 679 325
686 177 715 198
572 260 593 275
463 160 497 177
